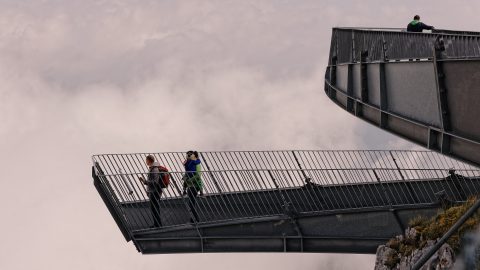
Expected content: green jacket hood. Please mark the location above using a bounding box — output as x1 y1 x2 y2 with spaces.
410 20 420 26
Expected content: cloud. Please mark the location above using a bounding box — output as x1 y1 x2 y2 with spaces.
5 0 479 269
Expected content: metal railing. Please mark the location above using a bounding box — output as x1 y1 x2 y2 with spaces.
330 27 480 64
92 150 480 232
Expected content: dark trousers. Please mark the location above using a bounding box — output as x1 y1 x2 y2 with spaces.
148 189 163 227
186 186 200 222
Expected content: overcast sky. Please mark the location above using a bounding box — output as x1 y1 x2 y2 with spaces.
1 1 479 269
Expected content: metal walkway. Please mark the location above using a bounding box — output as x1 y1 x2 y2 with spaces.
324 27 480 167
92 150 480 254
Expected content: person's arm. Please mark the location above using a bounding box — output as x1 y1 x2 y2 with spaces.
194 159 201 168
420 22 434 30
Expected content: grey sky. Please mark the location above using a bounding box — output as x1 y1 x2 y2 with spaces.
1 1 478 269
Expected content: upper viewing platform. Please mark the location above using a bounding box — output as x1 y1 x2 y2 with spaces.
325 28 480 167
93 150 480 254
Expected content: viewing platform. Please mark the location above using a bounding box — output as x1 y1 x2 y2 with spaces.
325 27 480 166
92 150 480 254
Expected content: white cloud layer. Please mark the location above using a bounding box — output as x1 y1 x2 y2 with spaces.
1 0 478 269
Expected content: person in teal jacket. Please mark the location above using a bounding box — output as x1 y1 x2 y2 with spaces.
183 151 203 222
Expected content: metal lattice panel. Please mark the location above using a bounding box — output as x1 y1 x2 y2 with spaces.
331 28 480 64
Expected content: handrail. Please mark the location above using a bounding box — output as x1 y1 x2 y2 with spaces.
97 168 480 177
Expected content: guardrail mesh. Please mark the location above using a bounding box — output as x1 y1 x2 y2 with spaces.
330 28 480 64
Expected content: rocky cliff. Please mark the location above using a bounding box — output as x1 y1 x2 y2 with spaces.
374 198 480 270
374 228 455 270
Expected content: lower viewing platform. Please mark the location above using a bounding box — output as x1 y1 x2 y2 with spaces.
92 150 480 254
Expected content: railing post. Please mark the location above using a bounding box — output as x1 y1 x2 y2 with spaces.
381 32 388 61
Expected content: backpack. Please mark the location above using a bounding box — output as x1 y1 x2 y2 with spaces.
157 166 170 188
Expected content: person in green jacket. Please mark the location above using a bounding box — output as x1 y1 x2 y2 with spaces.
407 15 434 32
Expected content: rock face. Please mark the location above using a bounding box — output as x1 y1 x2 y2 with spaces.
375 245 396 270
374 228 455 270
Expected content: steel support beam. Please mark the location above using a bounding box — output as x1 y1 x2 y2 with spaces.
379 60 388 128
433 37 451 154
360 50 369 103
346 64 354 112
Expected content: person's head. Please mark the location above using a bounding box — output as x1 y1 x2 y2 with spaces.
186 150 199 160
146 155 155 166
413 15 420 21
